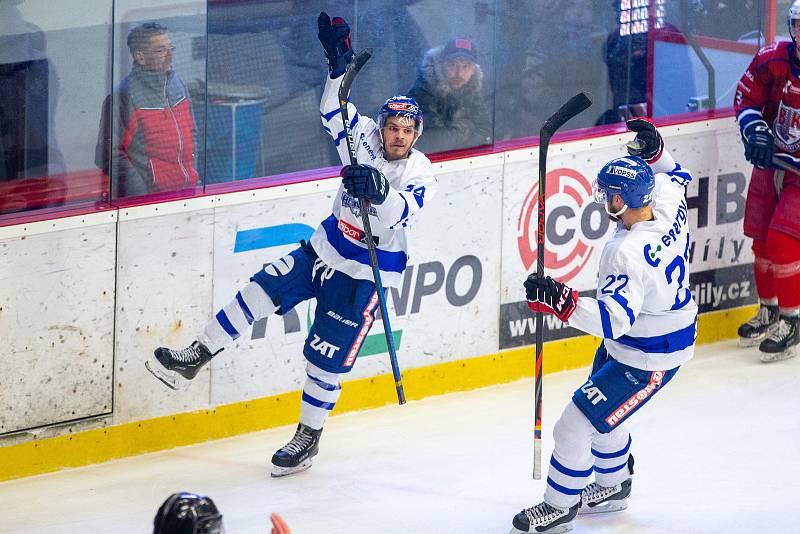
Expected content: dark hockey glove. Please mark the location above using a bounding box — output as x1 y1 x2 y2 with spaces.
341 164 390 205
524 274 578 322
626 118 663 162
742 121 774 169
318 12 354 78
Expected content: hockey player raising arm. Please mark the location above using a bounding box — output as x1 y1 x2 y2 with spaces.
146 12 437 477
733 1 800 362
510 119 697 534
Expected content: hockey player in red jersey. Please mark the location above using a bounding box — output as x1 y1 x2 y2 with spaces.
733 0 800 362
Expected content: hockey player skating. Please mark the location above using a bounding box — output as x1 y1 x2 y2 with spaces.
146 12 436 477
733 1 800 362
510 119 697 533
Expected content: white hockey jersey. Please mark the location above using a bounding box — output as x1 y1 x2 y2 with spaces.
568 151 698 371
312 75 438 288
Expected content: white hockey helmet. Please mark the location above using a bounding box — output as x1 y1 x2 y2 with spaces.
789 0 800 41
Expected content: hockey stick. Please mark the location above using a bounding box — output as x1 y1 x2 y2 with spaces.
533 92 592 480
338 48 406 405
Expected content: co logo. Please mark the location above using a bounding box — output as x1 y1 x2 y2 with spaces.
517 168 613 283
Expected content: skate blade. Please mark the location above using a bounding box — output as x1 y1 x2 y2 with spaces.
144 359 188 391
739 335 764 348
509 522 573 534
578 498 628 515
760 346 797 363
270 458 313 478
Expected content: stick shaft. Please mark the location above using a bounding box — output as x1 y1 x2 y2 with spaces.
338 50 406 405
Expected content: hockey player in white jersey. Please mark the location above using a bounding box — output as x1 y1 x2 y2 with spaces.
510 119 697 533
146 12 437 477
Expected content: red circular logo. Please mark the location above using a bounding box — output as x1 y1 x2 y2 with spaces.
517 167 601 284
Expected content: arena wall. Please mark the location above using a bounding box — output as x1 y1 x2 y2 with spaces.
0 117 756 481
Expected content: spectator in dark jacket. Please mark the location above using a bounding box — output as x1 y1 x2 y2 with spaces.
96 22 198 198
407 37 491 153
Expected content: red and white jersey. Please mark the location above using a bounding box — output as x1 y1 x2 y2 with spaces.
735 40 800 170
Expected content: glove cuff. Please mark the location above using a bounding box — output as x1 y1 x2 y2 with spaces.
743 119 769 138
328 50 354 78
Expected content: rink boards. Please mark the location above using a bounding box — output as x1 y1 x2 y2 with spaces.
0 117 757 481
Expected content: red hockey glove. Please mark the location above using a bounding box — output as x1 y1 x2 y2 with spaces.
524 274 578 322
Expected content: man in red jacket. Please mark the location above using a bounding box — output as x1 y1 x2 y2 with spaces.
733 1 800 363
96 22 198 198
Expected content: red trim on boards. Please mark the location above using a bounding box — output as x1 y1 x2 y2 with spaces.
0 110 737 229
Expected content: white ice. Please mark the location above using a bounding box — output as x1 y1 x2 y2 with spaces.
2 339 799 533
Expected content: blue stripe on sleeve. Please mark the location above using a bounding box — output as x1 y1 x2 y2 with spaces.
609 294 635 326
599 300 614 338
615 321 696 354
332 113 359 146
390 195 410 229
321 107 341 121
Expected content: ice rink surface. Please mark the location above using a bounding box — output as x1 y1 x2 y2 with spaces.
2 339 799 533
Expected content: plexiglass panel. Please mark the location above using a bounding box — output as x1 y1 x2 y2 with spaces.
0 0 774 214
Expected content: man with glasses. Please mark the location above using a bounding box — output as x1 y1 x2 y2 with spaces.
95 22 198 198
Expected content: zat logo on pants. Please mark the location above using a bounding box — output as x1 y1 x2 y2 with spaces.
310 334 340 359
518 168 614 283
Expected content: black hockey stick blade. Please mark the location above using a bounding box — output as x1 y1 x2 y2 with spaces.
338 48 374 101
539 92 592 142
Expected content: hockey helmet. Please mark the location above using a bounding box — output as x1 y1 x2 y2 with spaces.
790 1 800 41
153 492 223 534
595 156 655 212
378 95 423 145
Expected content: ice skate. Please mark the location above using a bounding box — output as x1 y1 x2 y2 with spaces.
271 423 322 477
510 502 578 533
145 341 218 390
579 454 634 514
759 315 799 362
738 304 778 347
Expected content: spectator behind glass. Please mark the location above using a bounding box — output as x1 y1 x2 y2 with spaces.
95 22 198 198
407 37 491 153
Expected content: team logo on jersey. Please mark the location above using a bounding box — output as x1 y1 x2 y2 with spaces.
774 95 800 152
338 218 379 246
517 168 614 284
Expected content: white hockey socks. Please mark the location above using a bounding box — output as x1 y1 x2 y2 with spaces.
300 362 342 430
200 281 277 354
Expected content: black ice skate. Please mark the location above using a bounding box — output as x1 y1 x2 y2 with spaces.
738 304 778 347
578 454 634 515
758 315 799 362
510 502 578 534
271 423 322 477
145 341 219 390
